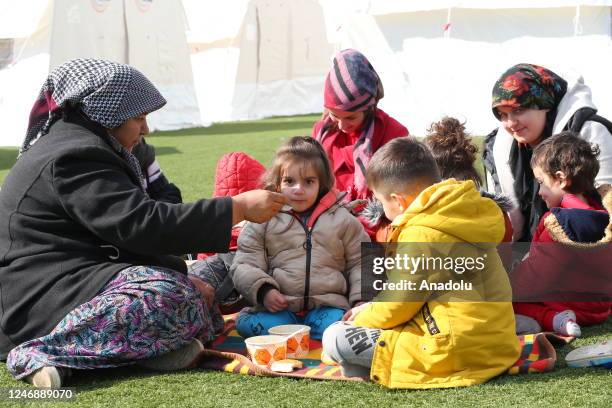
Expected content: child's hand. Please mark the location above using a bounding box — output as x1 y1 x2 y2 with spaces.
188 275 216 309
342 302 370 322
263 289 288 312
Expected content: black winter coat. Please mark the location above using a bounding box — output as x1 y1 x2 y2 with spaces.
0 117 232 359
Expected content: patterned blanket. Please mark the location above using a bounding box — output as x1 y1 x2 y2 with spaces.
199 314 571 381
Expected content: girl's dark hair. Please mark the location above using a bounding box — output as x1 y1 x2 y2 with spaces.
531 131 600 194
320 106 375 133
424 117 482 187
262 136 334 196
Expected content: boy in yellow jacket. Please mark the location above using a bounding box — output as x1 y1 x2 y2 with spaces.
322 138 520 389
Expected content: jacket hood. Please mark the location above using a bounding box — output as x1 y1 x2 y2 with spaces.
359 189 514 228
391 179 505 246
545 185 612 247
553 74 597 134
213 152 266 198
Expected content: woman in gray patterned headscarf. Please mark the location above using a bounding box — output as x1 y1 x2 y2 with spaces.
0 59 285 388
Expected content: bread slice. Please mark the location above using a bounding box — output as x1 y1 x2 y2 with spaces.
270 359 303 373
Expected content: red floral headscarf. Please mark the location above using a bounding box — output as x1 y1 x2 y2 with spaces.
491 63 569 241
491 63 567 120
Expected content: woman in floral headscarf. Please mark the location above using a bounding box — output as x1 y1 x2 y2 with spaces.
312 49 409 203
0 59 285 388
483 63 612 242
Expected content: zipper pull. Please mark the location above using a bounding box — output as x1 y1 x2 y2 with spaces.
303 232 312 250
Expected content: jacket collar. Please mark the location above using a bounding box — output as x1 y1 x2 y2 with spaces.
280 190 346 229
560 193 603 211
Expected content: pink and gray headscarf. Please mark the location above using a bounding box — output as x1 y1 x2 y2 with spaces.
316 49 384 197
21 58 166 190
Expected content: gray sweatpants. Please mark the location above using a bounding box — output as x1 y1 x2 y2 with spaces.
321 321 382 378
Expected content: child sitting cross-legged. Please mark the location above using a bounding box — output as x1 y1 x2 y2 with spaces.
511 131 611 337
230 136 370 340
322 137 521 389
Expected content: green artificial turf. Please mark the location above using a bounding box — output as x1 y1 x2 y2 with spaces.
0 115 610 407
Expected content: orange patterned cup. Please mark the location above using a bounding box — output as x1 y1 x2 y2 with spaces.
268 324 311 358
244 335 287 368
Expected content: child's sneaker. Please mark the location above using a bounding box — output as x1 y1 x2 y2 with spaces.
565 340 612 368
552 310 582 337
24 366 71 389
138 339 205 371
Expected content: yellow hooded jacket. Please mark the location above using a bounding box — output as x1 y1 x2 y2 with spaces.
354 179 520 389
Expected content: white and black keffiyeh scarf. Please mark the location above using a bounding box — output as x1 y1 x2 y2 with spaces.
21 58 167 190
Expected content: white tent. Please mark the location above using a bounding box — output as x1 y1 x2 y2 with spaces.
1 0 611 146
184 0 334 123
184 0 611 136
322 0 612 136
0 0 201 146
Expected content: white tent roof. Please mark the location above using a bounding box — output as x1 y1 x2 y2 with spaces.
0 0 201 147
0 0 48 38
1 0 611 146
321 0 612 136
367 0 612 14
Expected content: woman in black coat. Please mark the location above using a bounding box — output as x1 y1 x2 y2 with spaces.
0 59 285 388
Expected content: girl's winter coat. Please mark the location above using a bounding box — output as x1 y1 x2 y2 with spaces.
230 191 370 311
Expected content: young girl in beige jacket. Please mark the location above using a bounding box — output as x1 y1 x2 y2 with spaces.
231 136 370 339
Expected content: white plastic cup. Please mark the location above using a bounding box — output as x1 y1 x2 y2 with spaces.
268 324 311 358
244 335 287 367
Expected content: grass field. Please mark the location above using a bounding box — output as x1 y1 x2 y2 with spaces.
0 115 610 407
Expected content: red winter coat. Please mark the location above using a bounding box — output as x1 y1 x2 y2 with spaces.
512 192 612 330
311 109 408 201
198 152 266 259
213 152 266 198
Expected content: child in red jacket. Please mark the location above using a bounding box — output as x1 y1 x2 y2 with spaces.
312 49 409 241
312 49 408 203
511 131 611 336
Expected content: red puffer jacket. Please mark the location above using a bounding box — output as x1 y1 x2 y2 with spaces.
198 152 266 259
213 152 266 198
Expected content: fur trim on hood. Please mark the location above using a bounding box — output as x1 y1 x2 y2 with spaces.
479 189 515 213
545 184 612 247
359 198 387 228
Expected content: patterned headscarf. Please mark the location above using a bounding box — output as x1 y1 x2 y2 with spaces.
317 49 384 197
491 63 567 120
491 63 568 241
21 58 166 190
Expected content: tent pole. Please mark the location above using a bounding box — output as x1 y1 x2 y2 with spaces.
573 5 582 37
444 8 452 39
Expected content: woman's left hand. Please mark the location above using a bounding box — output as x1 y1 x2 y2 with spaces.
188 275 216 308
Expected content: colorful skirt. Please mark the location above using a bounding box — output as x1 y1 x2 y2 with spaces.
7 266 216 379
